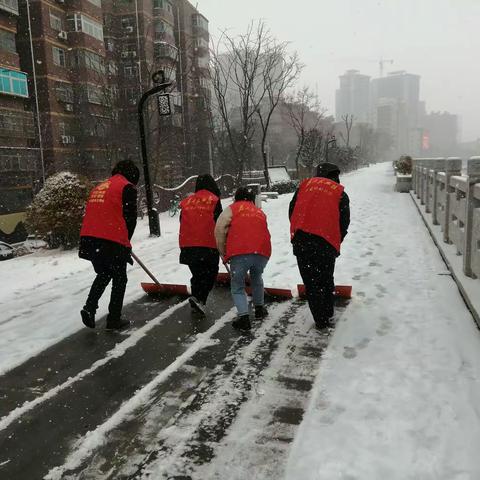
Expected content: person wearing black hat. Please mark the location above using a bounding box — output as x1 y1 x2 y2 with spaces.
179 174 223 315
289 162 350 329
79 159 140 330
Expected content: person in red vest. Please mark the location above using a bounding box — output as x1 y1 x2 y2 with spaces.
289 162 350 329
79 160 139 330
179 174 223 315
215 186 272 331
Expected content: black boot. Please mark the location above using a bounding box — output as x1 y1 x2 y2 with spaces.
81 308 95 329
105 315 130 331
188 296 206 316
254 305 268 319
232 314 251 331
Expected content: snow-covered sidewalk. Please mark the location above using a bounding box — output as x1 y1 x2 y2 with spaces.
286 163 480 479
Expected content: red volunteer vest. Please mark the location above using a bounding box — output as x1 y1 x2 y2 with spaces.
290 177 344 252
225 201 271 261
80 174 132 248
179 189 219 249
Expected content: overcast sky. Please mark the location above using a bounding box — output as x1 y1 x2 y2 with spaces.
197 0 480 142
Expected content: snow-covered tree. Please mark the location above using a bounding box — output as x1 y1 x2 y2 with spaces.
25 172 91 249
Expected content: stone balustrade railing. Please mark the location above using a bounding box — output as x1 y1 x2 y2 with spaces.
412 156 480 279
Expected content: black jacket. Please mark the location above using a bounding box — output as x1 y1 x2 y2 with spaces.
289 184 350 258
79 184 137 264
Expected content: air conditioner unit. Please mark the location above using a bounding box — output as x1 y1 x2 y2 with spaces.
61 135 75 144
58 31 68 40
65 103 73 112
125 26 134 33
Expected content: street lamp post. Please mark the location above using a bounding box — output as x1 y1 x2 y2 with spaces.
138 71 172 237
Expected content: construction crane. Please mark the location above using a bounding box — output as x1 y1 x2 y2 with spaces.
379 58 394 77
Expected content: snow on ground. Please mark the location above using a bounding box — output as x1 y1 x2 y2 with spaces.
286 163 480 479
3 162 480 479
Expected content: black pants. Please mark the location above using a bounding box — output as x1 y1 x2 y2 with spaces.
296 250 336 325
188 258 219 304
84 258 128 320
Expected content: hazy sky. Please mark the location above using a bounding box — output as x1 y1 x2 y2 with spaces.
197 0 480 142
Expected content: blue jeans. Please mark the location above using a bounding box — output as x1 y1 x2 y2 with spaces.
229 254 269 316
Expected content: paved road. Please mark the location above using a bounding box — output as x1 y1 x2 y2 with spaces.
0 289 347 479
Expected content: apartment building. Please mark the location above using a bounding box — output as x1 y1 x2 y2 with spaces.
0 0 37 242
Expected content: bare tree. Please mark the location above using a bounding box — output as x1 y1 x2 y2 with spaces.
284 86 326 176
339 114 354 148
210 21 294 182
255 39 302 189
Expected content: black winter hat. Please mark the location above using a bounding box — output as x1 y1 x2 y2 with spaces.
316 162 340 182
195 174 221 197
234 186 255 203
112 160 140 185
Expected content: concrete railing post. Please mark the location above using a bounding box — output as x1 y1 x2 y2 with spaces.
443 157 463 243
431 158 446 223
463 157 480 277
412 158 418 195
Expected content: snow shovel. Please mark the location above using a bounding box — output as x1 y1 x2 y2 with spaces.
221 261 293 300
297 284 352 299
132 252 189 297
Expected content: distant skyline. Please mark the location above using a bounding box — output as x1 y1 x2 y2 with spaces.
197 0 480 142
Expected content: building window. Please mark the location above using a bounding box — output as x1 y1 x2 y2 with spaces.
154 41 177 60
154 20 174 38
121 16 135 29
49 12 63 31
0 109 34 137
0 29 16 53
86 0 102 7
153 0 172 12
86 84 104 104
192 14 208 31
55 82 74 103
0 0 18 15
69 13 104 41
85 51 105 74
0 68 28 97
123 65 137 77
52 46 66 67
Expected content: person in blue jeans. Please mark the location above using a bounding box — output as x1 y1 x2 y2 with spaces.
215 187 272 330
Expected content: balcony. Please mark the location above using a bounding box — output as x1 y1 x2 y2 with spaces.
0 68 28 98
154 42 178 62
0 0 18 15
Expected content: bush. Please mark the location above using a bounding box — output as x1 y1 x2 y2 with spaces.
25 171 92 249
269 180 299 194
394 155 413 175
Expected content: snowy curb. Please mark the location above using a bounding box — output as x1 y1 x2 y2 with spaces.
410 191 480 327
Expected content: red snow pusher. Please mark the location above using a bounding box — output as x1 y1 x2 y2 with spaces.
134 252 351 300
132 252 189 297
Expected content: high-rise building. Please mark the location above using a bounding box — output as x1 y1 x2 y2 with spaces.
0 0 37 242
335 69 370 123
370 70 421 157
173 0 211 176
422 111 459 157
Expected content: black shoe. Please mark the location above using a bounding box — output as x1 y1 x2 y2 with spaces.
105 316 130 331
314 317 334 330
254 305 268 319
232 314 251 331
81 308 95 329
188 296 206 316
